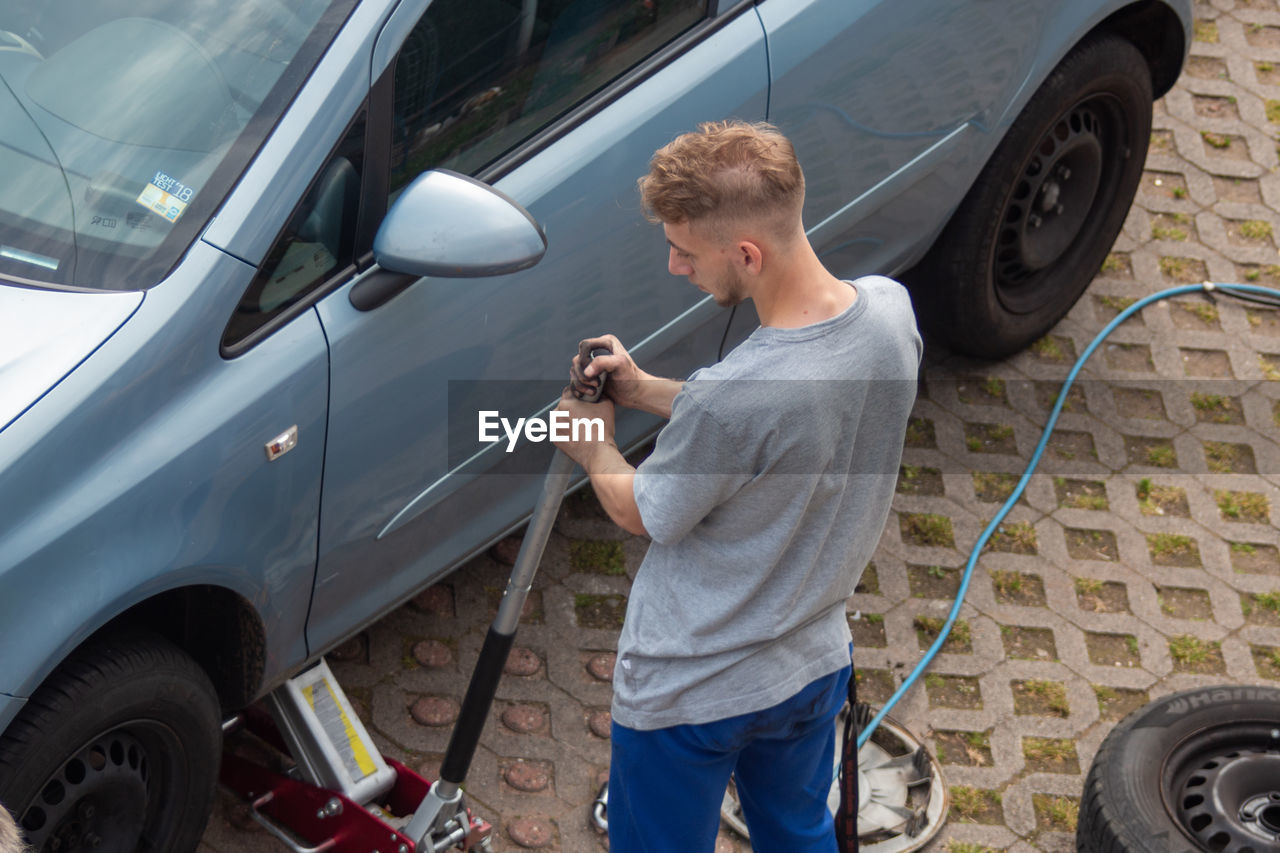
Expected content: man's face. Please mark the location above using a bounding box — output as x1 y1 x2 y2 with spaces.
663 221 748 308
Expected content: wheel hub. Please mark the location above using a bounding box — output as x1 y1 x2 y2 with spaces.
994 101 1110 313
1168 727 1280 853
20 732 151 853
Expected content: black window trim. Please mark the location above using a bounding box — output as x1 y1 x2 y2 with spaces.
382 0 752 190
219 91 382 359
476 0 749 184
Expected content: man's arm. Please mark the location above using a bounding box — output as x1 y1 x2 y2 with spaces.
627 378 683 419
582 445 646 536
552 389 648 536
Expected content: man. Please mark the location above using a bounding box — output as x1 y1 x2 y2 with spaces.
552 120 920 852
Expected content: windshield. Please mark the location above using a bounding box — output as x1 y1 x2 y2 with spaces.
0 0 355 291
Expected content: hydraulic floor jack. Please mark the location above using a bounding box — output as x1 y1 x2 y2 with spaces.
219 351 612 852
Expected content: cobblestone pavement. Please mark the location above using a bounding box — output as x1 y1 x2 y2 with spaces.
202 5 1280 850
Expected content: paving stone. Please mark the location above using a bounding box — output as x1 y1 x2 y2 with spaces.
410 695 459 727
504 646 544 677
586 709 612 739
410 584 455 617
501 703 549 734
585 651 615 682
412 638 453 668
506 816 556 849
503 759 552 793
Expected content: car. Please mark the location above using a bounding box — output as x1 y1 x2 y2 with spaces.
0 0 1189 848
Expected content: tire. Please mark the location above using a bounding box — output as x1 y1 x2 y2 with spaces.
0 630 221 853
912 33 1152 360
1077 684 1280 853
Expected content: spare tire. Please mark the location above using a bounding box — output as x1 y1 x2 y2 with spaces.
1077 684 1280 853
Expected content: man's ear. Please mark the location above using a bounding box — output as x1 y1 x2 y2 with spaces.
737 239 764 275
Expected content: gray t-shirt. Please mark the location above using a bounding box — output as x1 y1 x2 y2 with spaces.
615 275 921 730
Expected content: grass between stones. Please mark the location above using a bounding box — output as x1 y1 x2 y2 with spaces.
1147 533 1201 567
1033 794 1080 833
1094 685 1150 721
1055 477 1108 510
1022 736 1080 773
1169 634 1224 673
984 521 1037 555
972 471 1019 502
1190 392 1242 423
949 786 1003 824
1012 679 1069 717
568 539 626 575
573 593 626 629
1216 490 1270 522
914 616 972 653
900 513 955 547
935 730 993 766
1136 478 1189 516
904 417 936 448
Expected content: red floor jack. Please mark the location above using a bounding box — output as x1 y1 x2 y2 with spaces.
219 351 613 852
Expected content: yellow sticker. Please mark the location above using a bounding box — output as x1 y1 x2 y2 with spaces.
136 170 195 223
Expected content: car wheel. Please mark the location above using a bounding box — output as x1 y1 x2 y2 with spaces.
1077 684 1280 853
0 630 221 853
912 33 1152 360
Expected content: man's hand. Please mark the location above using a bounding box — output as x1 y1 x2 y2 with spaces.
570 335 646 407
552 388 647 535
552 387 616 469
569 334 683 418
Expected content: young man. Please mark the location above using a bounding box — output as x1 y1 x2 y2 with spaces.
553 121 921 852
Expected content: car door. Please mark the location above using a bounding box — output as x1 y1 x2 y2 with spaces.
758 0 1052 279
305 0 770 652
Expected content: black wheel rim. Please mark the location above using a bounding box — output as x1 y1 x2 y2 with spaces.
1164 722 1280 852
18 723 182 853
993 93 1128 315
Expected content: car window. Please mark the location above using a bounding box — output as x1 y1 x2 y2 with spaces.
223 110 366 352
0 0 356 291
389 0 706 191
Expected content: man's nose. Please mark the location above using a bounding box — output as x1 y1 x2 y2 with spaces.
668 248 690 276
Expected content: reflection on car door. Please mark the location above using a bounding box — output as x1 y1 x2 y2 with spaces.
306 4 769 652
759 0 1050 279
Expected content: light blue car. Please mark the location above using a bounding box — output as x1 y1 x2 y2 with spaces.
0 0 1188 848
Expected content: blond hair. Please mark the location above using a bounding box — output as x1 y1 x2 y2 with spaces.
638 120 804 242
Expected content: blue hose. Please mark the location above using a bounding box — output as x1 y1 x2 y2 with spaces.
856 280 1280 749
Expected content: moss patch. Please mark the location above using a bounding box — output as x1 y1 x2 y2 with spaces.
574 593 627 629
569 539 626 576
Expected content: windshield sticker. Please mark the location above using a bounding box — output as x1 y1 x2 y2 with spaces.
135 171 196 223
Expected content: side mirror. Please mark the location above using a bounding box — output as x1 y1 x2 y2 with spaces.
351 170 547 310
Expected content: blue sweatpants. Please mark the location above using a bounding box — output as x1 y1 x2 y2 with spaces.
608 665 850 853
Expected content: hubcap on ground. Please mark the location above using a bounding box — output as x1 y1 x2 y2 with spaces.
20 731 151 853
720 709 948 853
